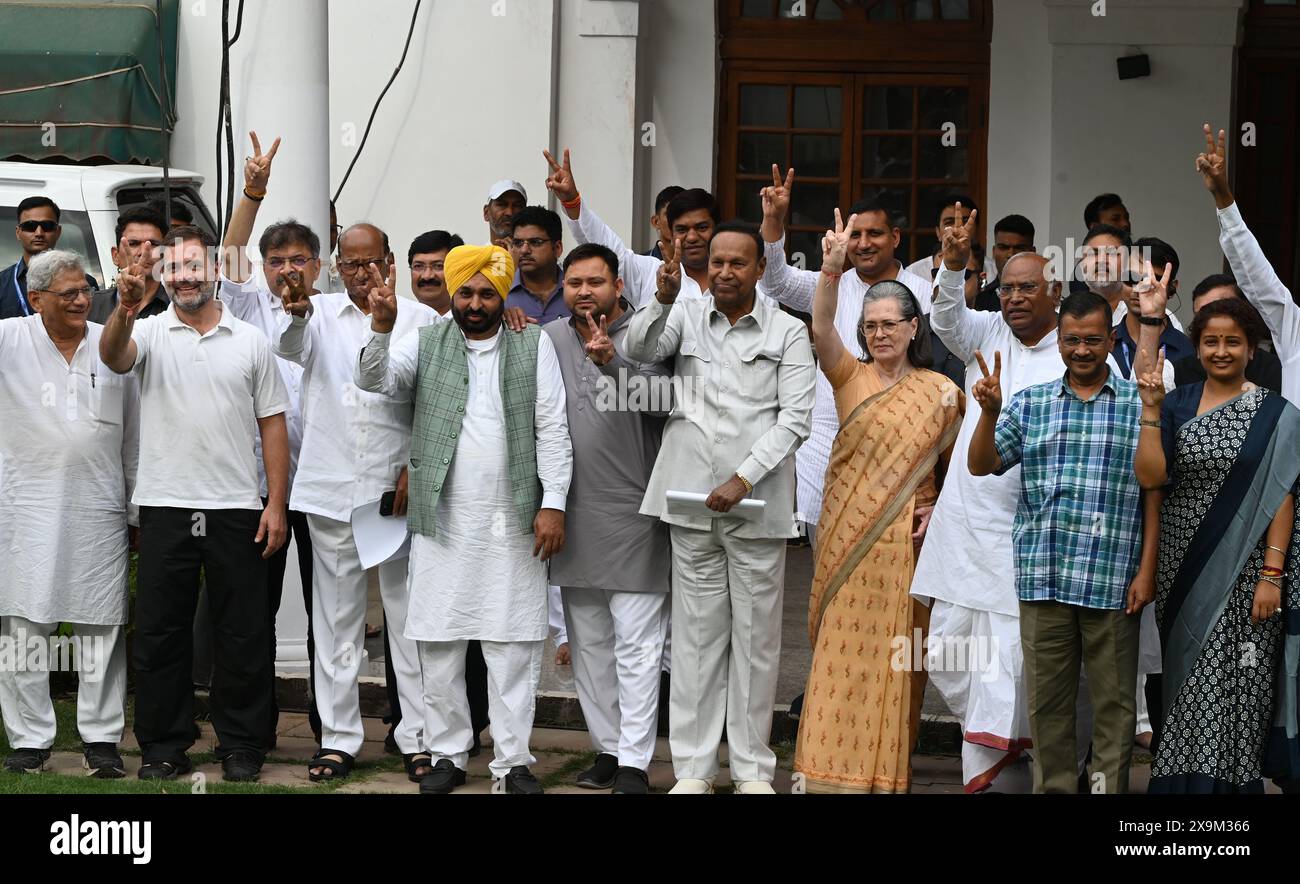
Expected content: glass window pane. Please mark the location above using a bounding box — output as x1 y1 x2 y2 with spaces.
918 86 968 129
919 134 967 179
790 182 840 230
910 1 935 21
787 230 825 272
792 134 841 178
742 0 774 17
856 186 911 231
779 0 807 18
738 132 787 175
736 188 766 225
912 234 939 267
940 0 971 19
862 135 913 179
863 86 913 130
868 0 899 20
793 87 842 130
814 0 844 20
740 85 787 127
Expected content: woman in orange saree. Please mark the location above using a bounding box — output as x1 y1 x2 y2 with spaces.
794 211 963 793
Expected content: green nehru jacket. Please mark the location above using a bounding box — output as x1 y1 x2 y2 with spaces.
406 321 542 537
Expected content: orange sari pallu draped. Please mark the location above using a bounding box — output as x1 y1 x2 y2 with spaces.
794 358 961 793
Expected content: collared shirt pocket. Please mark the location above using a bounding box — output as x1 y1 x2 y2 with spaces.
738 345 784 401
90 371 125 427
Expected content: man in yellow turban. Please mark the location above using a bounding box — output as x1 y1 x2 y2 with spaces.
356 242 572 796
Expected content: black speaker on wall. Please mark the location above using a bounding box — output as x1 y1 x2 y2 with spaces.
1117 54 1151 80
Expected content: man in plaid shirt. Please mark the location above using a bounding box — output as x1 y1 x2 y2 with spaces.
968 290 1158 794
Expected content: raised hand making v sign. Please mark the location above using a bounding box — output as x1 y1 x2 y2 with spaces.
941 201 978 273
1197 123 1233 210
967 349 1005 477
760 164 795 245
811 208 856 377
365 261 399 334
544 148 581 219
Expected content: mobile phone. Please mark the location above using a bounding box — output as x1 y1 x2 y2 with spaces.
380 490 397 517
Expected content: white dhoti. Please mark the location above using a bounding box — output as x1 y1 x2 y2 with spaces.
305 514 423 756
668 523 785 784
0 617 126 750
924 601 1033 792
562 587 669 770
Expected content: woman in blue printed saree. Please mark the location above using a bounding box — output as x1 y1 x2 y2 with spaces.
1135 298 1300 792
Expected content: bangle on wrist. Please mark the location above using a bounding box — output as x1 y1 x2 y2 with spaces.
244 187 266 202
1267 545 1288 556
1260 575 1283 589
821 269 842 279
737 473 754 493
1139 419 1161 429
560 193 582 210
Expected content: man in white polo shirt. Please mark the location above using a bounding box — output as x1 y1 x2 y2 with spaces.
100 225 290 783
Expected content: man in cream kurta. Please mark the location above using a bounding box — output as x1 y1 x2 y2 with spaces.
0 251 138 778
357 244 571 795
624 224 815 795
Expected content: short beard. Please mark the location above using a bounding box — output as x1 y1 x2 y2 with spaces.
169 280 216 313
453 301 504 336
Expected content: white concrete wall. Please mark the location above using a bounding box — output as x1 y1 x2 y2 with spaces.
986 0 1054 249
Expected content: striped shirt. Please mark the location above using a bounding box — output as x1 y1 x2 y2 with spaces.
992 370 1144 609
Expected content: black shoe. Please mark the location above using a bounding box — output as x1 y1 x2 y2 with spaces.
468 731 482 758
138 756 192 781
221 751 262 783
503 765 544 794
611 766 650 794
575 752 619 789
82 743 125 779
3 747 51 773
420 758 467 794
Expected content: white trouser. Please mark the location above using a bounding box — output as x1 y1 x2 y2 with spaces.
668 523 786 783
419 638 543 779
0 617 126 749
306 514 424 756
562 587 669 770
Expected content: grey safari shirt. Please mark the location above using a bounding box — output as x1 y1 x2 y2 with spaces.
545 302 672 593
623 291 815 540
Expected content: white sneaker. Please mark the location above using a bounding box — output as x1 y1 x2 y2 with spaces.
733 780 776 794
669 777 714 794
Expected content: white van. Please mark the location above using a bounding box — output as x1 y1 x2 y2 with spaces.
0 162 216 288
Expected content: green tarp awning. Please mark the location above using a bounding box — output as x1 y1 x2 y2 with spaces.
0 0 178 165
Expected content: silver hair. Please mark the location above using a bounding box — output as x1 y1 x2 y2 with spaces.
26 249 85 293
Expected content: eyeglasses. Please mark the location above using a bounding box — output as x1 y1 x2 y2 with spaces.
338 257 388 273
1061 336 1108 348
18 220 58 233
861 320 907 335
997 282 1042 298
266 256 314 270
510 237 551 250
37 286 93 302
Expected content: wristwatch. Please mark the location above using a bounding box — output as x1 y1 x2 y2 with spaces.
1138 315 1164 327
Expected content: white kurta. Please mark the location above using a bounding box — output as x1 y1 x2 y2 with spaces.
358 326 572 643
0 317 138 624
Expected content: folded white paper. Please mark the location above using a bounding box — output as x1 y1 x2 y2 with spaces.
665 490 766 522
351 499 411 569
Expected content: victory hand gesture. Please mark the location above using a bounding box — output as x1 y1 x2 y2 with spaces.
941 201 977 271
543 148 578 204
585 313 615 366
117 254 150 315
656 236 683 303
761 165 794 223
1134 259 1172 319
366 261 398 333
1136 348 1166 408
822 208 856 274
277 269 312 318
1196 123 1231 204
971 350 1003 416
244 131 280 193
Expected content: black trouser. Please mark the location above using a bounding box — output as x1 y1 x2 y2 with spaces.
134 507 273 763
264 504 319 741
383 630 490 739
